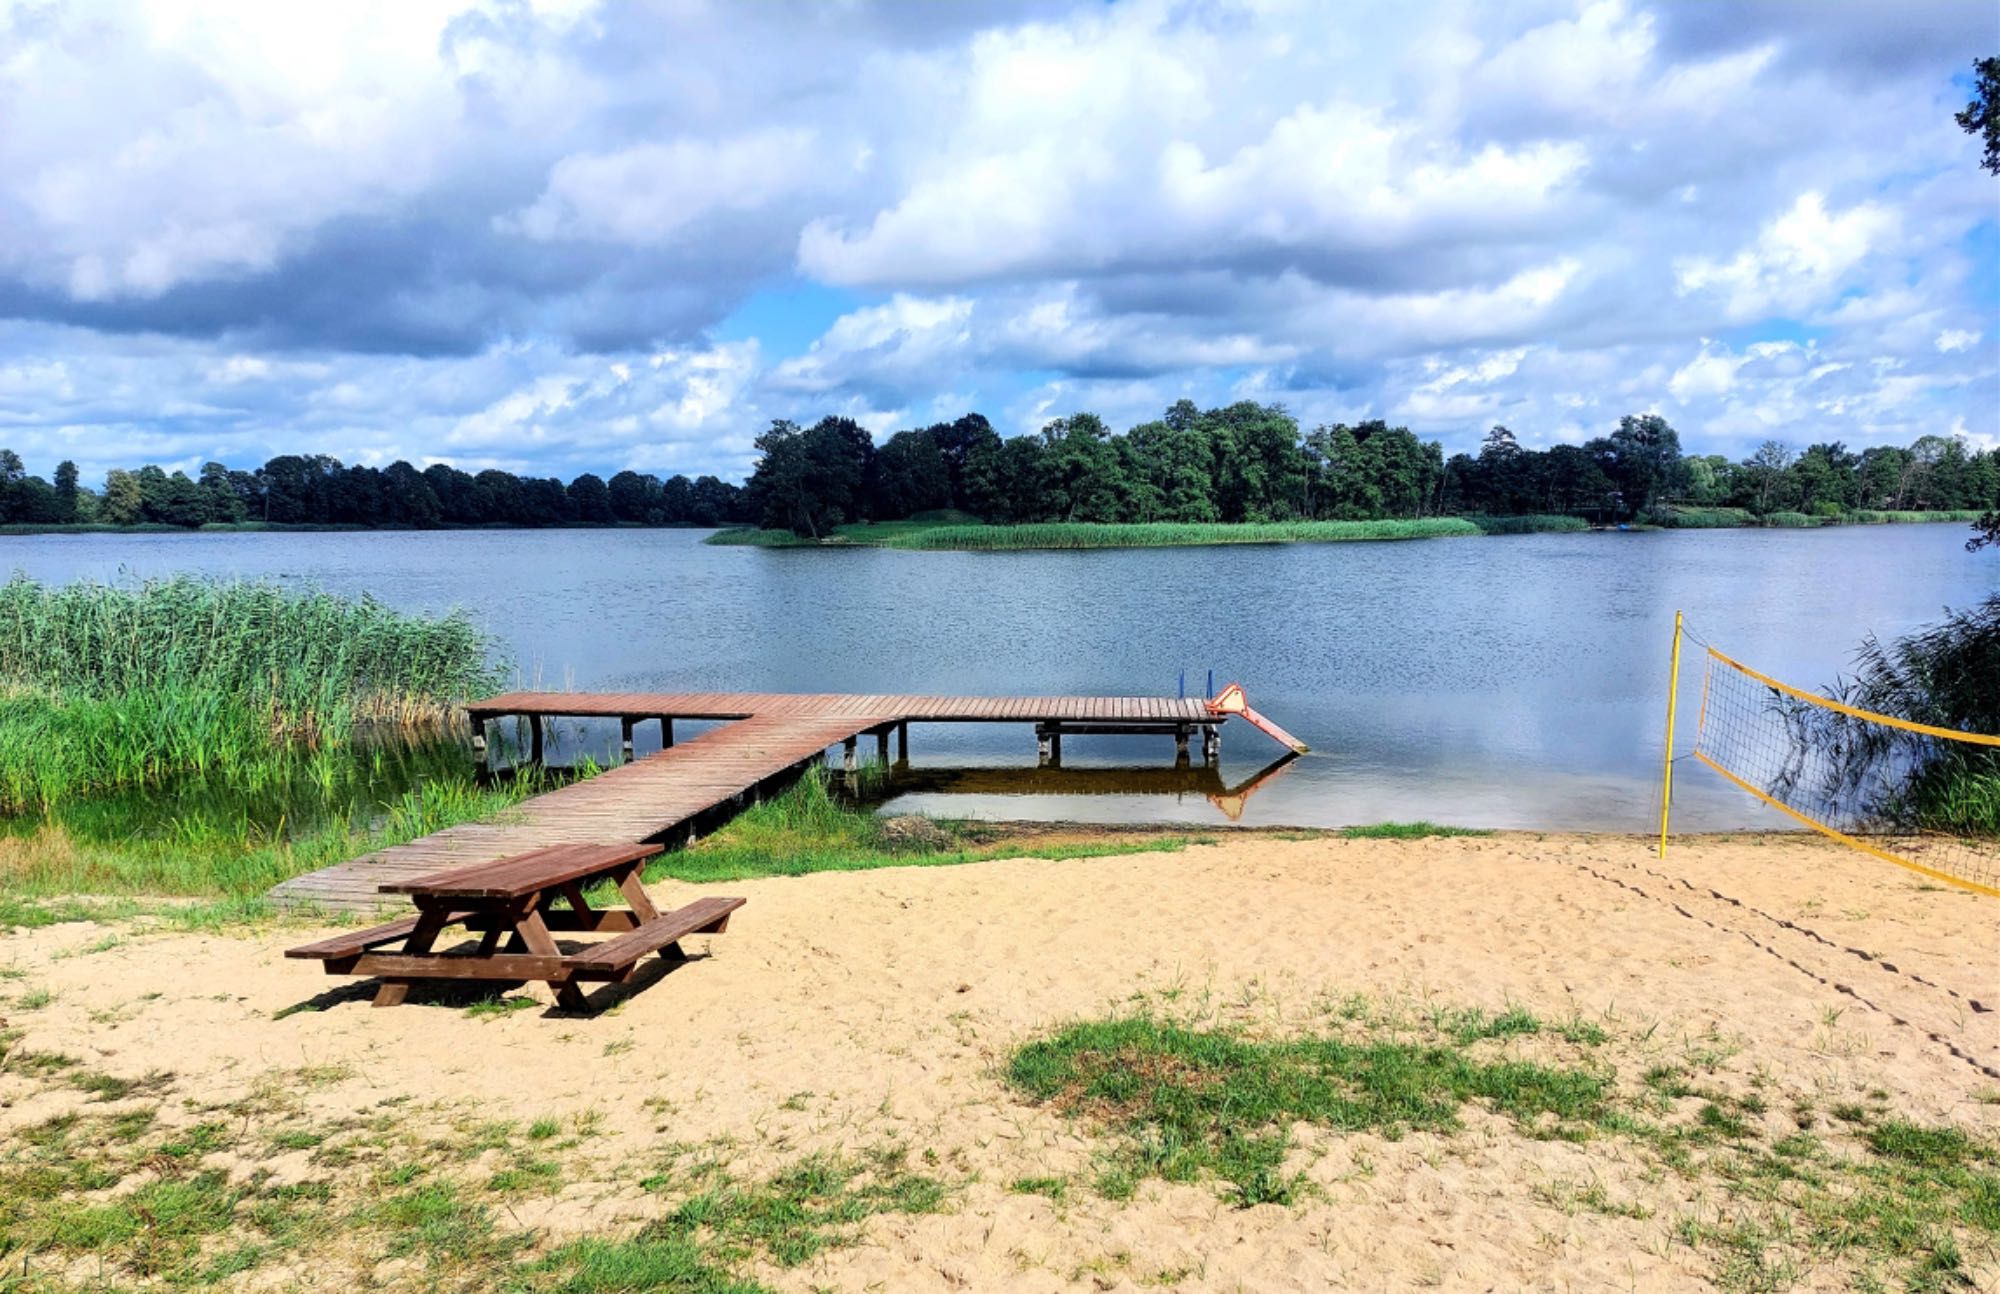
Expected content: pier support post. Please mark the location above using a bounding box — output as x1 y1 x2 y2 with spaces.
1175 724 1190 758
843 735 858 773
1202 724 1219 765
471 718 488 772
896 721 908 764
620 717 635 762
529 715 544 766
659 716 673 748
1036 723 1062 767
876 728 890 766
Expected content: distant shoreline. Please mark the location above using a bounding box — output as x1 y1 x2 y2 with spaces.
705 510 1984 552
0 508 1977 546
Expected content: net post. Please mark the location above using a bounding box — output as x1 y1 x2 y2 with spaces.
1659 610 1684 859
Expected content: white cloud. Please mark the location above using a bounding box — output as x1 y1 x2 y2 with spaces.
507 129 823 244
0 0 1990 478
1674 191 1898 320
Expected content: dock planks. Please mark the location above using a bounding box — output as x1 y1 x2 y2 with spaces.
270 692 1221 913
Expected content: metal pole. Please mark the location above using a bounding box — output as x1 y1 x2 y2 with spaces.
1658 610 1683 860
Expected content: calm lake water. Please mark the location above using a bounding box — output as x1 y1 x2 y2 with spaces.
6 525 1994 832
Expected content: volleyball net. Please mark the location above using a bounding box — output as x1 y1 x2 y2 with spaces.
1673 629 2000 898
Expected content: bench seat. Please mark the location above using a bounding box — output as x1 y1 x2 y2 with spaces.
285 910 475 961
568 896 745 974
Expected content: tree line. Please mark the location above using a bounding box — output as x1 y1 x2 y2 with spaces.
743 402 2000 535
0 453 749 529
2 406 1994 536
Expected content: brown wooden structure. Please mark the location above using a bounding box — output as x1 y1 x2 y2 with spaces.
284 842 743 1011
269 690 1270 915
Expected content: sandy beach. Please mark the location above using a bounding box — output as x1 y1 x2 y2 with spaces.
4 831 1996 1292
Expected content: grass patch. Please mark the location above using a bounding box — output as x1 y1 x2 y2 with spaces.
1008 1014 1611 1206
1006 1003 1999 1288
651 768 1206 885
1338 820 1492 840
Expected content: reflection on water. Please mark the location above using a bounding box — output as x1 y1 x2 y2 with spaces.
881 753 1300 822
4 524 1992 831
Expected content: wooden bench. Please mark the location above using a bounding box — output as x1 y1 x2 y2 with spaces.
285 843 744 1012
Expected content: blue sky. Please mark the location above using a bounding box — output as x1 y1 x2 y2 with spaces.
0 0 1994 485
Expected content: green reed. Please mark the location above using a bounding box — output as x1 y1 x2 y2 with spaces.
0 577 501 810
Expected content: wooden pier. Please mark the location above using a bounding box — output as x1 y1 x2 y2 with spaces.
269 690 1251 914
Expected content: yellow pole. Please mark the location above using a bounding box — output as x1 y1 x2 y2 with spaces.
1659 610 1684 859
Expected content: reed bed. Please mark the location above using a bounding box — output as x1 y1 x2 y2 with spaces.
1462 514 1589 535
1845 509 1984 525
0 577 500 810
1649 506 1757 528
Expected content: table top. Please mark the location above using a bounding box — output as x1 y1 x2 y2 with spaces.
380 842 663 901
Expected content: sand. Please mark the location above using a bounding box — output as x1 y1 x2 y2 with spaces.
3 832 1996 1291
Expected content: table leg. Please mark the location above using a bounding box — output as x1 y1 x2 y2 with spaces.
375 907 450 1008
614 862 661 923
559 881 596 927
515 899 588 1012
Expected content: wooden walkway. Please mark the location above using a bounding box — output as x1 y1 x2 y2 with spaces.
269 691 1227 914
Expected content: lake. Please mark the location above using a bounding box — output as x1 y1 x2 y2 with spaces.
5 524 1993 832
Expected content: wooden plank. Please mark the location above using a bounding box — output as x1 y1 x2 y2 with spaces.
383 842 663 899
272 689 1248 912
568 897 745 972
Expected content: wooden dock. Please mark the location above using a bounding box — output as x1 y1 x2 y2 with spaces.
269 690 1242 914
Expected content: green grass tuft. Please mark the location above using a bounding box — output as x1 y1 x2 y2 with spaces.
1008 1015 1610 1206
1338 821 1492 840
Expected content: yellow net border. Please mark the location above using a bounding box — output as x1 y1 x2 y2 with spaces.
1682 637 2000 899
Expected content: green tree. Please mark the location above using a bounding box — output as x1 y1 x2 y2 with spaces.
99 470 144 525
52 460 80 523
1956 55 2000 174
198 462 246 523
566 472 615 523
1744 440 1797 514
1040 413 1122 521
1597 414 1686 517
869 429 951 518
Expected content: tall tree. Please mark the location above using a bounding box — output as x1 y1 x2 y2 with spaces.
52 460 80 523
1956 55 2000 174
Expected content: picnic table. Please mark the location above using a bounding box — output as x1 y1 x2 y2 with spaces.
285 843 744 1012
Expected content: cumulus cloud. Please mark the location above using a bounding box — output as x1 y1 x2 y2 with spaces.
506 129 826 244
0 0 1993 480
1673 192 1899 321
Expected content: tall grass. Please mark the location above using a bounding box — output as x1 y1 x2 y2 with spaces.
1649 506 1756 528
1652 506 1984 529
0 760 566 907
1462 514 1589 535
0 577 500 810
1845 509 1984 525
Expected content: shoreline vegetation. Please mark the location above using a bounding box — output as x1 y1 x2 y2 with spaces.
0 406 1993 551
706 507 1982 551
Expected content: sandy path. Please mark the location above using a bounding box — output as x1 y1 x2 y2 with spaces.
3 832 1996 1291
